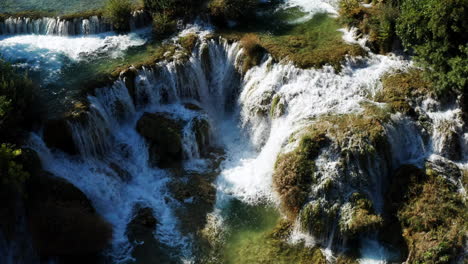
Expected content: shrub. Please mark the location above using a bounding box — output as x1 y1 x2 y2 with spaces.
152 12 177 36
209 0 258 24
104 0 133 33
240 34 265 73
0 144 29 194
396 0 468 94
0 59 39 142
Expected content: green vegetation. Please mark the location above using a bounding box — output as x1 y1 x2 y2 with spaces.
208 0 258 25
104 0 133 32
239 34 265 74
143 0 206 36
339 0 399 53
397 0 468 94
340 193 383 237
256 13 365 71
376 68 433 114
0 144 29 194
388 165 467 263
339 0 467 94
0 59 39 142
273 131 328 218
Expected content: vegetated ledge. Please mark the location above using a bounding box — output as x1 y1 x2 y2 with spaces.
217 12 367 73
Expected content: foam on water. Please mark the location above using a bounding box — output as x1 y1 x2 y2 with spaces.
0 29 148 82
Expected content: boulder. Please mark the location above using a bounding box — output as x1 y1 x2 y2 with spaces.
136 113 183 168
43 119 78 155
26 171 112 260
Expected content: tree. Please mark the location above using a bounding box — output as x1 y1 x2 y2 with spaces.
104 0 133 33
0 144 29 194
396 0 468 94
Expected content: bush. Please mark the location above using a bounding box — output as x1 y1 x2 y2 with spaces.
104 0 133 33
0 144 29 194
396 0 468 94
209 0 258 24
152 12 177 36
0 59 38 142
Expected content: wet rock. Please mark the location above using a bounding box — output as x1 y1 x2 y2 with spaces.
126 207 157 242
439 130 462 161
26 171 112 260
171 173 216 234
193 118 211 157
136 112 183 168
109 162 132 182
126 206 172 264
121 67 138 103
425 158 462 183
184 103 203 111
43 119 77 155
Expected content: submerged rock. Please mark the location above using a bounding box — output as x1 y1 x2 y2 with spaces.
136 112 183 168
126 206 172 264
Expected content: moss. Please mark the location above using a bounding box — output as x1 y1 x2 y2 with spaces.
270 95 285 118
259 13 366 71
179 33 199 52
388 165 467 264
240 34 266 74
376 68 433 115
273 131 328 219
340 193 383 237
305 104 390 154
299 201 335 238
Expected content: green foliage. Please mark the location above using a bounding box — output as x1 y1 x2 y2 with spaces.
376 68 433 114
396 0 468 94
259 14 366 71
103 0 133 32
339 0 399 54
393 166 467 263
0 144 29 193
152 12 177 36
208 0 258 23
340 193 383 236
273 131 328 218
0 59 38 142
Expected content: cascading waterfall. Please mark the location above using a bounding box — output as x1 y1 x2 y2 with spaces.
0 7 463 263
0 11 150 36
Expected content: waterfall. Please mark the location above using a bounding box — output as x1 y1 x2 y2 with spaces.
0 11 150 36
15 19 466 262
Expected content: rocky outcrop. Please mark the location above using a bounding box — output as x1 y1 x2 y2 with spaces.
26 171 112 261
43 119 78 155
136 112 184 168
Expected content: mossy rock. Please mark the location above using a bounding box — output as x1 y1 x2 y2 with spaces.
385 162 467 264
136 112 183 168
26 171 112 260
339 193 383 237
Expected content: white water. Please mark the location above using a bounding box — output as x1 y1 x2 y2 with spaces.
0 11 149 36
0 29 148 82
